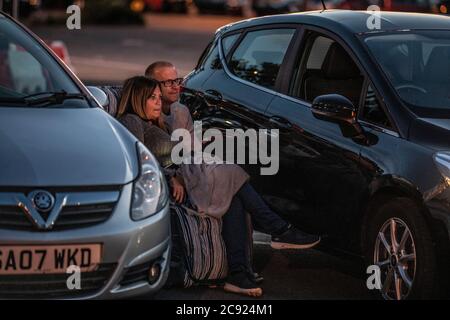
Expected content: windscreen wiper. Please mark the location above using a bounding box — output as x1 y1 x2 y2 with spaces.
0 91 87 107
22 91 86 107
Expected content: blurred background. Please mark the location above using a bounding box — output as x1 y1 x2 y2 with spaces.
1 0 449 85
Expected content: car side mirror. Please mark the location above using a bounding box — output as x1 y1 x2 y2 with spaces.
311 94 365 139
87 86 109 110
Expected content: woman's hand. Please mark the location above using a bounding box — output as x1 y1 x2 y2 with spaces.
171 176 185 204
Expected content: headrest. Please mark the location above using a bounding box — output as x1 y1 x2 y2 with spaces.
322 43 361 79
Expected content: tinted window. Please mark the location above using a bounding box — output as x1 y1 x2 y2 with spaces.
228 28 295 89
196 40 221 70
222 33 240 57
365 31 450 117
202 42 221 70
292 33 364 107
196 41 213 69
306 36 333 69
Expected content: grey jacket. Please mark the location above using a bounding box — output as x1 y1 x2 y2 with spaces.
119 108 249 219
164 102 194 136
119 113 176 169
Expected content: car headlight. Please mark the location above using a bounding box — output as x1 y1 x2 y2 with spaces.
433 151 450 186
131 142 168 221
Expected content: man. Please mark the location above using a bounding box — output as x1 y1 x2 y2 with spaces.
145 61 194 135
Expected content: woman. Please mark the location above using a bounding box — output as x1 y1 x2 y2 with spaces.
118 76 320 297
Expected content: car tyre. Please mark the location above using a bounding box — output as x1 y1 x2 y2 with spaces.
364 197 437 300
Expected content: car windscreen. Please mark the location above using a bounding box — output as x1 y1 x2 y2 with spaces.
0 15 89 108
364 30 450 118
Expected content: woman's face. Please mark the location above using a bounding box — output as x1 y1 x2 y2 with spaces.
145 86 162 120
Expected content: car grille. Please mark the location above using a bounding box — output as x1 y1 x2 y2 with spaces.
0 263 117 299
0 189 120 231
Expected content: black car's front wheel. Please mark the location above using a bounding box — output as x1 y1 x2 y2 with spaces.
365 197 437 300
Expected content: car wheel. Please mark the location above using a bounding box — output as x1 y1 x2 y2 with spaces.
365 197 437 300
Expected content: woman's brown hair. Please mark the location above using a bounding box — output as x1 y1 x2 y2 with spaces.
117 76 166 130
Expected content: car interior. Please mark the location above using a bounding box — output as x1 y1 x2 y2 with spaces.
0 32 50 96
229 29 295 89
378 42 450 110
293 34 364 108
422 46 450 106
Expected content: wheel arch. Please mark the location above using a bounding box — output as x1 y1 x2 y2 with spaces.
359 174 431 254
357 175 447 298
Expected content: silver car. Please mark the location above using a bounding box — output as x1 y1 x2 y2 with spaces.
0 13 171 299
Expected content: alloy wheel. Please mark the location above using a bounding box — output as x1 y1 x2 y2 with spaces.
374 217 417 300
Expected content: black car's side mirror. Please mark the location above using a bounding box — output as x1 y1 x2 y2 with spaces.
311 94 365 139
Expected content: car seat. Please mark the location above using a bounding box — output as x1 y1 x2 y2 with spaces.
304 42 364 107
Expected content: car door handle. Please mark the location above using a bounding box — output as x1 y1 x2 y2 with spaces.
269 116 292 130
204 89 223 104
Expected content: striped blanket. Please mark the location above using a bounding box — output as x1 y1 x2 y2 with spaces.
170 204 228 288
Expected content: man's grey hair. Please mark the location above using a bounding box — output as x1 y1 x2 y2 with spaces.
145 61 174 78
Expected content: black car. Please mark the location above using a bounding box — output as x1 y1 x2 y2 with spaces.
181 10 450 300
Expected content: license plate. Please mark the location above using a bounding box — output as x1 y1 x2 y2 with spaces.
0 244 102 275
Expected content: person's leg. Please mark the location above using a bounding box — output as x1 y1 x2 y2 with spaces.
222 196 247 273
237 182 321 249
245 212 264 284
222 196 263 297
236 182 289 235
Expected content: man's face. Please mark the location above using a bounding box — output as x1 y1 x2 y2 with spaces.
152 66 180 105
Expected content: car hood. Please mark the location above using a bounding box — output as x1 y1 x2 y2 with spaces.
0 107 139 187
410 117 450 150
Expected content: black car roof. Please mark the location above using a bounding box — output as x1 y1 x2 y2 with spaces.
219 10 450 35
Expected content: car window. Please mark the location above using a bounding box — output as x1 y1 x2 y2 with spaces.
202 41 221 71
0 16 81 101
306 36 333 69
361 85 392 129
196 40 222 71
195 41 213 69
291 33 364 108
228 28 295 90
364 31 450 117
222 33 240 57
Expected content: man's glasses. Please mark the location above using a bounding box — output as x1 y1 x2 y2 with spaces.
159 78 183 87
